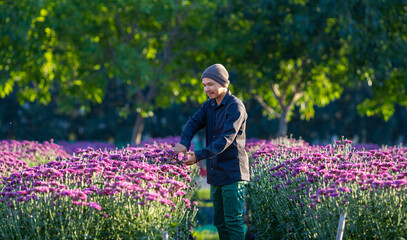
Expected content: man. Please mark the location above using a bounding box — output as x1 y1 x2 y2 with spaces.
174 63 250 240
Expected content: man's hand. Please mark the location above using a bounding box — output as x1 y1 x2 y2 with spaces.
174 143 187 154
183 151 197 166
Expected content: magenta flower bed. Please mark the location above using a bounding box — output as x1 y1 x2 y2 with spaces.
0 140 70 159
248 138 407 239
0 142 200 239
0 151 28 178
0 140 71 176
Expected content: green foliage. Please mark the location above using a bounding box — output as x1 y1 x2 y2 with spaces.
0 0 50 104
1 0 217 143
358 70 407 121
1 0 406 140
0 190 198 239
199 0 352 135
196 0 407 135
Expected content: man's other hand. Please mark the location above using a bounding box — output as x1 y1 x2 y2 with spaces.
174 143 187 154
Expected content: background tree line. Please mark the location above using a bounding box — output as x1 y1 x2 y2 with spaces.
1 0 406 145
2 83 407 146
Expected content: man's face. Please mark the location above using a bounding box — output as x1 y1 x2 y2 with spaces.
202 78 227 100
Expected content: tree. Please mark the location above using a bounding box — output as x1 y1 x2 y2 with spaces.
0 0 108 115
221 0 347 136
205 0 406 137
1 0 55 105
344 0 407 121
1 0 214 144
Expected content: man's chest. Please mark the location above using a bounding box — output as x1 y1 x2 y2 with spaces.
208 105 228 133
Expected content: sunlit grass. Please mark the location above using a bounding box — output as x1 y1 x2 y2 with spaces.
193 225 219 240
196 188 212 207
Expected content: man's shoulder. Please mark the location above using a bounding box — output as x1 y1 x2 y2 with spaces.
225 95 247 115
228 94 245 107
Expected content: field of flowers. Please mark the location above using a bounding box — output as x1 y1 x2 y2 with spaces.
2 136 406 239
0 138 199 239
247 137 407 239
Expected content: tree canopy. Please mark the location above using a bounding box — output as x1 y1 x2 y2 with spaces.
1 0 406 142
1 0 216 143
200 0 407 136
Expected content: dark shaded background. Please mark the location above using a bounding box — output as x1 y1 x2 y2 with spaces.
2 83 405 146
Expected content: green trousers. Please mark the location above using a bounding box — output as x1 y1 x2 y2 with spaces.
210 181 247 240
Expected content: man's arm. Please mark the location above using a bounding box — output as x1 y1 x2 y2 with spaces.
176 102 208 152
194 103 246 161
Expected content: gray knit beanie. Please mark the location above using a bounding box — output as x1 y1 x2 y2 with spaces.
201 64 230 87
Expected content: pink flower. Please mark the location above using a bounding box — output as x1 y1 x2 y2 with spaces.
337 187 352 193
88 202 102 211
160 198 174 206
72 201 82 206
329 192 339 197
175 191 186 197
182 198 192 209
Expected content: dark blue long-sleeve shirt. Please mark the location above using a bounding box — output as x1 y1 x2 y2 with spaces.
180 90 250 186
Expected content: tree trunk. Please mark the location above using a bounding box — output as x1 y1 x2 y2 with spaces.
277 108 289 137
131 113 145 145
